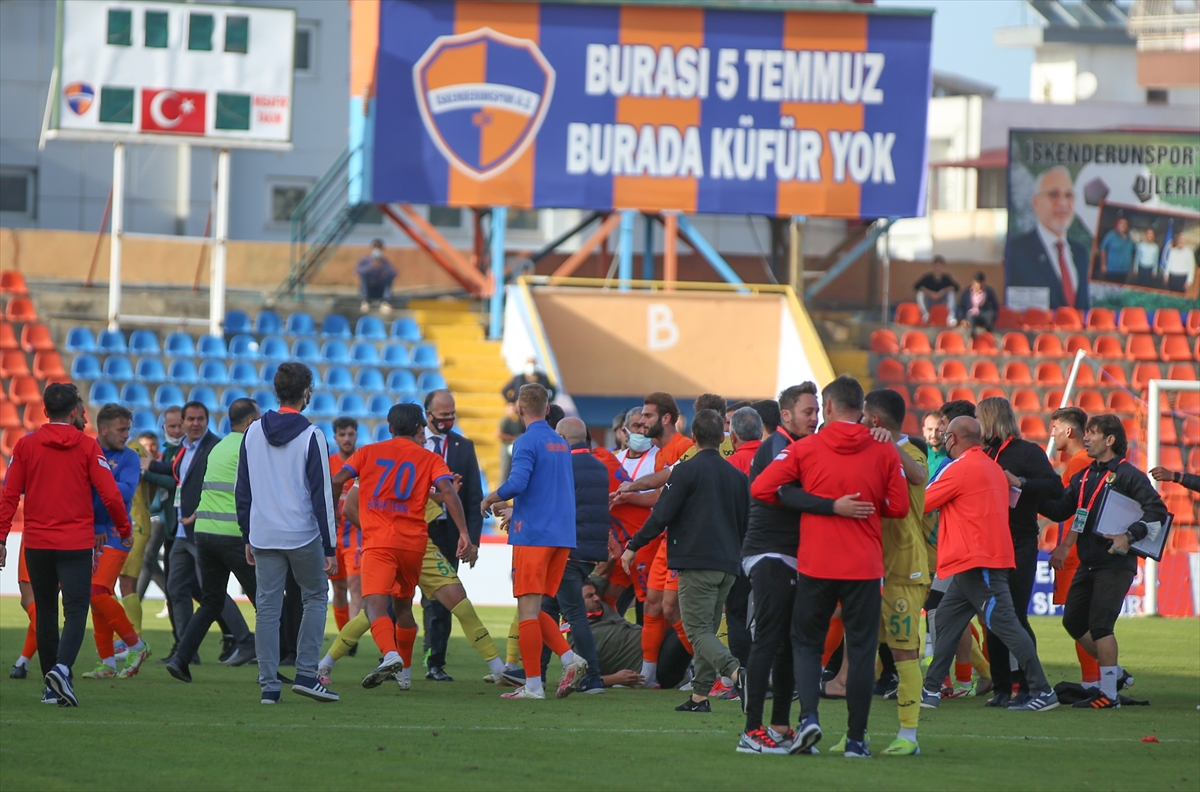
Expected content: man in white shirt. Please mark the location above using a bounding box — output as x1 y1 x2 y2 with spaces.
1163 234 1195 293
1005 166 1090 310
1134 228 1161 288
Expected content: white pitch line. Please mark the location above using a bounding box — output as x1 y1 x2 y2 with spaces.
1 720 1195 744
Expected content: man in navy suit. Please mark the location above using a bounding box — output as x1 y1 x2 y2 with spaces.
1005 166 1090 310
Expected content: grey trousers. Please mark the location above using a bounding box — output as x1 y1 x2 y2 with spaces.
167 536 251 650
253 538 329 694
925 567 1050 694
678 568 739 698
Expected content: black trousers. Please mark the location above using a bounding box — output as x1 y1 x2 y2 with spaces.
744 558 796 732
422 519 460 668
724 572 752 668
1062 566 1135 642
793 575 880 742
174 534 258 666
987 535 1038 693
25 548 93 678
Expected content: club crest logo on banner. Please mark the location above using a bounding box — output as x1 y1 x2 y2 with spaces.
64 81 94 115
413 27 555 180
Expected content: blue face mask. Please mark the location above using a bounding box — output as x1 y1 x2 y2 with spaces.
627 432 652 453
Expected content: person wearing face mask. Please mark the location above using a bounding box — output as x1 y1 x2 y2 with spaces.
502 357 556 404
356 238 397 315
603 408 658 621
419 389 484 682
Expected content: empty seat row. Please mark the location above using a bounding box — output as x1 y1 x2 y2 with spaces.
876 356 1196 390
876 327 1200 363
3 296 37 323
894 303 1200 336
222 311 423 342
1 349 66 380
0 321 54 354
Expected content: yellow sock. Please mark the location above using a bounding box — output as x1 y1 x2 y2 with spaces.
717 614 728 647
971 638 991 680
121 594 143 634
896 659 921 730
451 598 498 661
505 612 521 665
331 610 371 661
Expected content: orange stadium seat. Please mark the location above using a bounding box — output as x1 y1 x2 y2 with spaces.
0 400 19 429
1100 364 1128 388
902 331 933 355
948 386 977 403
1074 365 1097 387
928 304 950 327
1153 309 1185 335
970 334 998 355
1189 447 1200 473
887 385 913 407
1065 334 1092 356
1187 310 1200 336
937 359 969 383
971 360 1001 384
1167 363 1197 381
1125 334 1159 362
876 357 906 383
995 306 1022 330
1196 337 1200 360
1121 418 1140 447
1133 363 1163 391
1169 528 1199 549
1149 388 1172 415
7 374 40 405
1176 390 1200 416
0 322 17 351
1003 361 1033 385
979 386 1007 401
1158 417 1179 445
1107 390 1140 414
32 351 66 380
0 350 29 378
1093 335 1123 358
1035 361 1066 386
1001 333 1032 356
22 401 47 431
1020 415 1049 440
19 323 54 353
1161 335 1193 362
1012 389 1040 412
0 271 28 295
1159 445 1184 472
895 302 923 326
1053 307 1083 330
935 331 966 355
1076 390 1106 414
1118 307 1151 334
1034 334 1066 357
870 329 899 355
1043 389 1065 411
1 427 25 457
4 297 37 323
1086 308 1116 331
901 412 920 437
910 358 939 383
914 385 944 411
1182 418 1199 445
1022 307 1053 329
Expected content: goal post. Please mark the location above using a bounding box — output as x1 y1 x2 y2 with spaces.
1144 378 1199 617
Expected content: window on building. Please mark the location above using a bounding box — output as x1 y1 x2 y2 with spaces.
188 13 213 51
294 22 318 76
429 206 462 228
1147 89 1168 105
507 209 540 230
270 183 309 223
976 168 1007 210
0 170 34 215
225 15 249 54
99 87 135 124
215 93 251 131
107 9 132 46
144 11 168 48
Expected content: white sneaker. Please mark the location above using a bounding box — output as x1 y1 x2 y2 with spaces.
556 658 588 699
360 301 371 313
379 301 392 315
501 684 545 699
395 672 412 691
482 673 506 686
362 657 404 689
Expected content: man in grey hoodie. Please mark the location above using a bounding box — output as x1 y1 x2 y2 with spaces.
236 363 338 704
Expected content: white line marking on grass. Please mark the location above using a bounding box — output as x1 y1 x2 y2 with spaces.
2 720 1195 744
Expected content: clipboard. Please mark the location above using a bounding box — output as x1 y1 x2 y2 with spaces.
1093 487 1174 562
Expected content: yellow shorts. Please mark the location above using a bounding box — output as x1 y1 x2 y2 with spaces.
419 539 462 598
120 523 150 578
880 583 926 650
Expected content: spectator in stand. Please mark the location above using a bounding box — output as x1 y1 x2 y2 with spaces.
1163 233 1196 293
1097 215 1134 283
913 256 959 325
357 238 397 315
502 357 556 404
957 272 999 336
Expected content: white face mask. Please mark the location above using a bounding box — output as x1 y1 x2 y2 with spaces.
524 363 536 376
627 432 653 453
371 248 382 259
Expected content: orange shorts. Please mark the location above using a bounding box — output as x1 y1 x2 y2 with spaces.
91 546 129 595
607 559 632 590
648 539 678 592
512 545 570 598
17 545 29 584
360 546 424 599
1053 543 1080 605
330 543 362 581
631 535 663 601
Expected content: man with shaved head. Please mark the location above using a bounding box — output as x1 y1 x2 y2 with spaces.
920 417 1059 713
1005 165 1090 309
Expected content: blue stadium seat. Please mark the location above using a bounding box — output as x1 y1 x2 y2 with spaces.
218 416 231 436
254 310 283 336
291 337 320 362
165 331 195 358
314 420 336 447
135 357 166 383
199 360 230 385
154 384 186 411
120 383 152 409
355 316 387 341
337 392 367 419
372 422 391 442
221 387 250 410
321 339 350 363
208 417 222 436
224 309 251 335
132 410 157 435
355 367 386 393
390 317 422 342
417 371 447 391
88 380 119 405
259 363 279 387
367 393 393 418
259 336 289 361
197 335 228 359
324 365 354 391
381 343 411 367
167 358 198 384
321 313 352 339
97 329 127 353
102 355 134 382
350 341 380 365
252 388 280 412
70 354 101 380
65 327 96 353
129 329 160 355
387 369 417 395
411 344 439 368
228 334 261 360
187 386 219 414
229 361 260 387
309 391 338 418
306 364 322 388
285 311 316 336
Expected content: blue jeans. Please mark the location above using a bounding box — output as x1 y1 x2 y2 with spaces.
359 277 394 302
541 559 602 687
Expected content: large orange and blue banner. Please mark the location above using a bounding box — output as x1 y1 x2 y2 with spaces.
364 0 932 218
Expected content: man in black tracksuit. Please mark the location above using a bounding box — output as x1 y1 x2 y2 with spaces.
1040 414 1167 709
621 409 748 713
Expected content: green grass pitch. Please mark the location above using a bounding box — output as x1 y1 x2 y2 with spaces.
0 599 1196 791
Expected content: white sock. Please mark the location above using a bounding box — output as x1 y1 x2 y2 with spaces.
525 675 544 694
128 639 145 652
898 727 917 742
505 661 519 672
560 649 576 666
54 663 70 677
1100 665 1119 699
398 667 412 682
383 651 400 665
101 657 117 670
15 656 28 668
487 657 505 676
640 661 657 684
721 676 734 687
320 653 335 670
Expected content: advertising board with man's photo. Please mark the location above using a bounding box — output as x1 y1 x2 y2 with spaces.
1091 203 1197 299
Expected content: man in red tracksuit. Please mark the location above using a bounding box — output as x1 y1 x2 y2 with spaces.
0 384 133 707
752 375 909 757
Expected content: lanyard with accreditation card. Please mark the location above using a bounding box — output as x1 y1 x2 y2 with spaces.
1072 466 1118 534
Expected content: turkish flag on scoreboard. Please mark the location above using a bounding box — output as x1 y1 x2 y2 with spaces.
140 88 206 135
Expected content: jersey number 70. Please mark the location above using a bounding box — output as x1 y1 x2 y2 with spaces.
373 459 416 500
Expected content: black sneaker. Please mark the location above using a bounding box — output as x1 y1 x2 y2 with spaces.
734 667 747 714
984 692 1011 708
217 634 236 664
873 672 898 697
40 687 57 704
45 668 77 707
425 666 454 682
676 697 711 712
10 663 27 679
165 659 192 683
1072 689 1119 709
1117 669 1134 691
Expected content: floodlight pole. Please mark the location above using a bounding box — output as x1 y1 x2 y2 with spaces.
107 142 125 332
489 207 507 339
209 148 230 337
